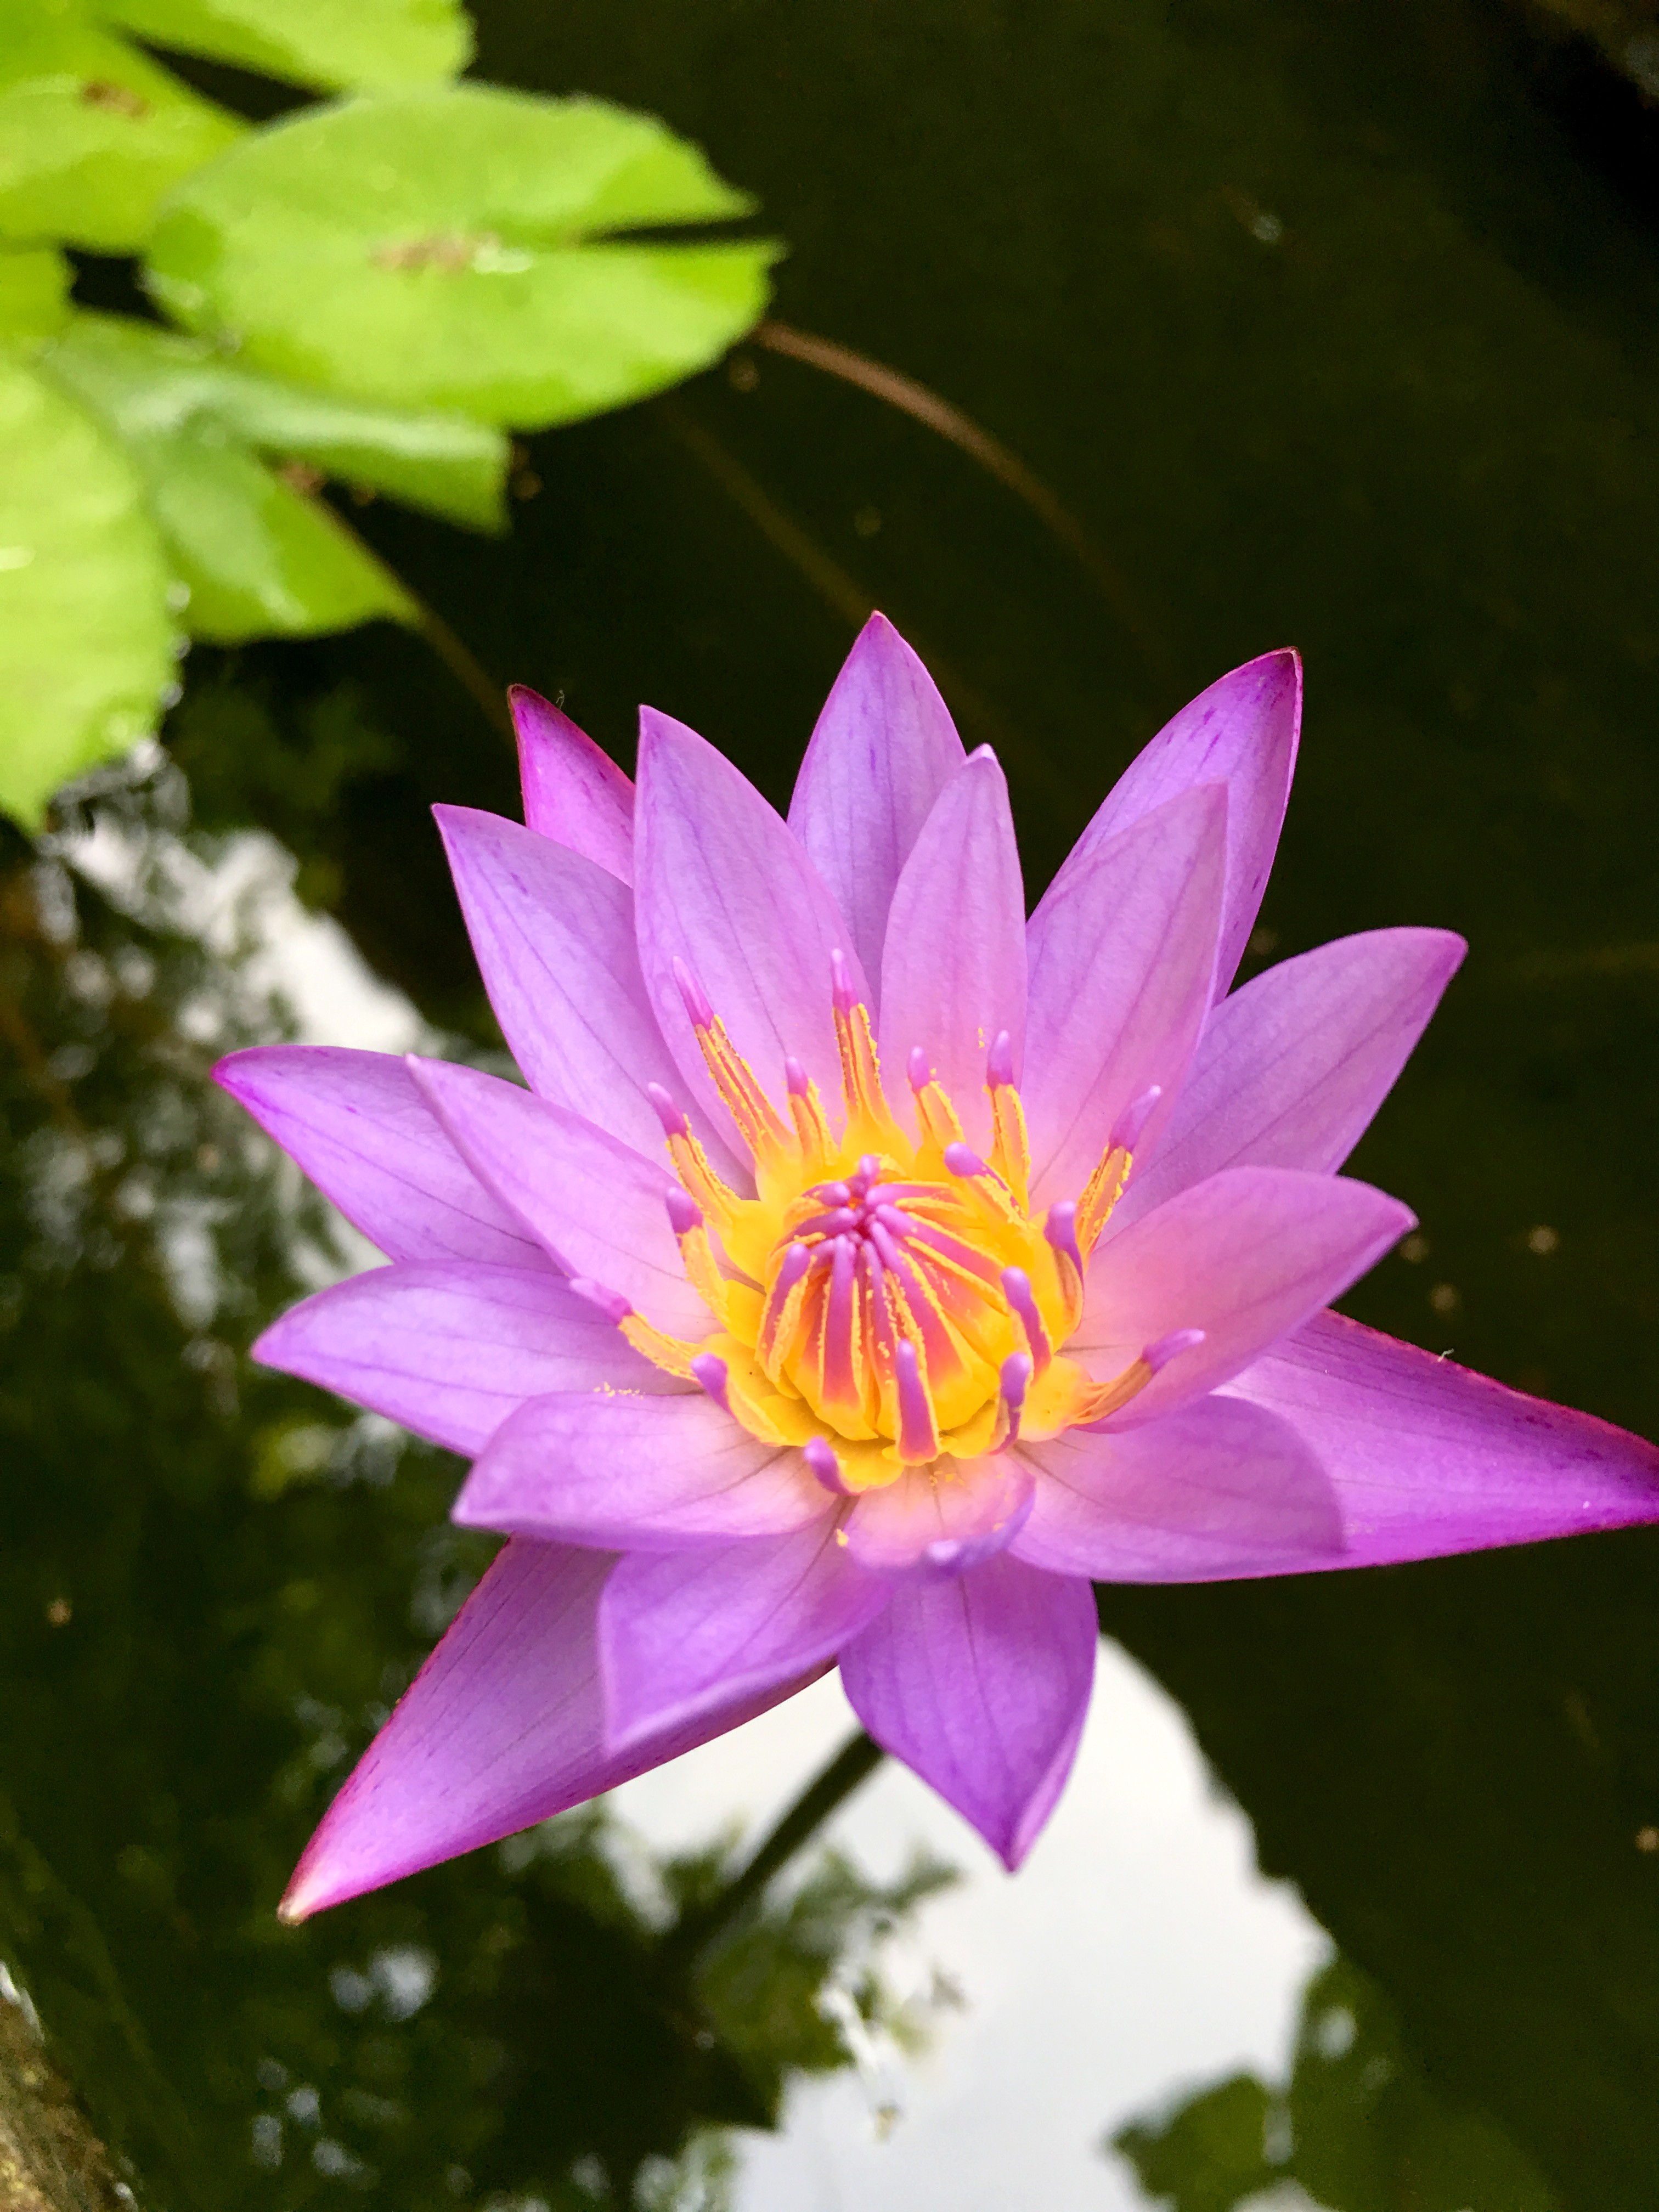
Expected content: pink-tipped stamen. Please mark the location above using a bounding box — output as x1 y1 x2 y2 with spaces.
645 1082 691 1140
690 1352 732 1412
671 956 715 1029
893 1337 940 1460
664 1186 702 1237
944 1142 992 1179
830 946 859 1014
1000 1266 1053 1372
986 1029 1016 1088
804 1436 850 1494
907 1045 933 1091
568 1277 633 1326
1043 1200 1084 1273
784 1055 811 1097
999 1350 1034 1441
1143 1327 1206 1374
1109 1085 1163 1155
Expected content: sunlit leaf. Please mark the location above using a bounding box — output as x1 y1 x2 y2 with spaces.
0 246 69 354
0 0 242 253
43 310 507 529
0 363 176 829
40 315 417 643
145 84 779 427
91 0 471 93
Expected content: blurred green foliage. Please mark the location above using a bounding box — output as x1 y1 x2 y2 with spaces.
1114 1955 1556 2212
0 759 955 2208
0 0 774 830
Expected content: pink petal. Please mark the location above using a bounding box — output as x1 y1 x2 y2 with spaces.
1226 1309 1659 1566
213 1046 548 1269
253 1262 686 1458
1074 1166 1414 1426
1022 786 1228 1206
879 749 1027 1150
633 708 871 1144
839 1553 1097 1869
599 1521 891 1750
1045 650 1299 1002
1115 928 1465 1231
433 805 739 1178
1010 1396 1342 1581
509 686 634 883
280 1537 817 1920
787 613 966 992
843 1454 1035 1575
454 1393 827 1549
409 1057 712 1339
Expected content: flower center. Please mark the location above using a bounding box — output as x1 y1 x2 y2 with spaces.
614 957 1154 1489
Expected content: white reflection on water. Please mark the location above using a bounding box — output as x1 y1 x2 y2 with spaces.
611 1649 1329 2212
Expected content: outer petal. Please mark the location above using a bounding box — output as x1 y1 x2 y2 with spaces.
787 612 967 991
1115 929 1466 1230
1043 649 1299 1002
409 1058 712 1339
633 709 871 1144
280 1538 818 1920
839 1553 1097 1869
214 1046 549 1269
434 805 738 1177
1226 1309 1659 1566
843 1454 1035 1575
1073 1166 1414 1426
879 749 1027 1150
509 685 635 883
1010 1397 1342 1582
599 1521 891 1750
253 1262 685 1459
1023 786 1227 1206
454 1393 827 1549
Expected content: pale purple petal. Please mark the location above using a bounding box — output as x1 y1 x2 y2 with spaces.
433 805 740 1179
280 1538 819 1920
1010 1397 1342 1581
1074 1166 1414 1425
454 1393 827 1549
633 709 870 1143
1115 929 1465 1231
600 1521 891 1749
1044 650 1299 1001
843 1454 1035 1575
214 1046 549 1269
253 1262 686 1458
409 1058 712 1339
1023 786 1227 1206
787 613 967 991
1226 1309 1659 1565
509 685 634 883
839 1553 1097 1869
879 749 1027 1150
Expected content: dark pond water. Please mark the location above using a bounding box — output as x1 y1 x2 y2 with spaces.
5 1 1659 2205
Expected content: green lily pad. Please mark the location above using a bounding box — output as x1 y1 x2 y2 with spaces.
0 0 242 253
43 310 507 529
0 362 177 829
91 0 471 93
0 247 70 354
145 84 779 427
41 314 418 642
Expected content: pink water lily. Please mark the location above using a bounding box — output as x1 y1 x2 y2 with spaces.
218 618 1659 1917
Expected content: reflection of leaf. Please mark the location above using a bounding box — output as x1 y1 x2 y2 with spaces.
0 246 68 354
0 0 241 253
41 312 418 642
42 309 507 529
1113 2074 1275 2212
145 84 780 427
0 362 175 828
91 0 471 93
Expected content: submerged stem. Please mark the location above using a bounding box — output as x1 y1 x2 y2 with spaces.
659 1728 885 1971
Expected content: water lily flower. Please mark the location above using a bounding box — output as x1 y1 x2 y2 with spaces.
218 618 1659 1918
